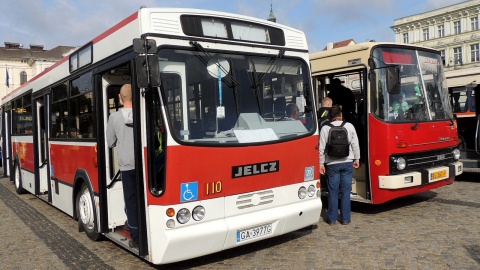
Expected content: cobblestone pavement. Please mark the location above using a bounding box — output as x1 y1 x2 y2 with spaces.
1 172 479 270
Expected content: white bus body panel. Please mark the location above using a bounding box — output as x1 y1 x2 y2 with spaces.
146 180 321 264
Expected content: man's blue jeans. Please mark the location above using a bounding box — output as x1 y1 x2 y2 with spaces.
121 169 139 243
326 162 353 223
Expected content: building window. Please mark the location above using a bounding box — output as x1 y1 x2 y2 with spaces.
423 28 429 41
440 50 446 65
471 44 479 62
454 47 463 65
403 33 409 44
454 21 461 34
438 24 445 38
472 17 478 31
20 71 27 85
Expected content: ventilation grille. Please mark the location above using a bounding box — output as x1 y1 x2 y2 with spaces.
236 190 274 209
150 17 181 34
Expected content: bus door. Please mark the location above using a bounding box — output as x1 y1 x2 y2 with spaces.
103 83 127 229
475 85 480 155
2 107 11 177
34 96 50 197
99 62 136 233
451 85 480 171
313 68 370 202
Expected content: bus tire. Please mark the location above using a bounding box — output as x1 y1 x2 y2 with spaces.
76 183 100 241
13 161 26 194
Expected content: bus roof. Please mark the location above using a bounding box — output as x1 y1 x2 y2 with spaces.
2 7 308 105
310 42 437 61
309 42 439 74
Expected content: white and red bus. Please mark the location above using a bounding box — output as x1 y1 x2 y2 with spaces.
1 8 321 264
310 42 463 204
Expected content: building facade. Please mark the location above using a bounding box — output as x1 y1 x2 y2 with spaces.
1 42 76 101
391 0 480 89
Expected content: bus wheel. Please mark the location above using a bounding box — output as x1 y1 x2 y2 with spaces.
76 183 100 241
14 162 26 194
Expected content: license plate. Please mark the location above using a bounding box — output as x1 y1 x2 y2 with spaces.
431 169 447 180
237 223 272 242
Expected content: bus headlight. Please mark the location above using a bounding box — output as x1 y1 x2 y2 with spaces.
396 157 406 170
307 185 316 197
192 206 206 221
452 148 460 160
176 208 191 224
298 186 307 199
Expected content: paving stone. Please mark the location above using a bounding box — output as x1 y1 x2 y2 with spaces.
0 172 479 269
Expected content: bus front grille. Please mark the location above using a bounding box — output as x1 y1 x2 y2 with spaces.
389 147 456 175
236 190 274 209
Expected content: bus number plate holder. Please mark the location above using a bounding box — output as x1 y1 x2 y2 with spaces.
430 169 447 181
237 223 272 242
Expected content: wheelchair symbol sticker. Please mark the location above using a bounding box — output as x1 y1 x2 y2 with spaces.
304 166 314 181
180 182 198 203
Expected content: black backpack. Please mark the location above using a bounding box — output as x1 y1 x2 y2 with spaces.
326 121 350 158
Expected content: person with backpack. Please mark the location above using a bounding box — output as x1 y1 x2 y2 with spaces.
319 105 360 226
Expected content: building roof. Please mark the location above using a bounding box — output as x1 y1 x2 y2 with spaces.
323 39 356 51
0 42 76 62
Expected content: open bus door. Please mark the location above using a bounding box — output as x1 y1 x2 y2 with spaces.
2 108 11 177
454 83 480 172
33 95 50 199
475 85 480 157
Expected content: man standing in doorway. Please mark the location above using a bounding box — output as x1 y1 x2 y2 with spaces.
106 84 138 248
319 105 360 225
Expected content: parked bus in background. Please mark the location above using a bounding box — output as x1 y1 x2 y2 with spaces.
0 8 321 264
310 42 463 204
449 79 480 172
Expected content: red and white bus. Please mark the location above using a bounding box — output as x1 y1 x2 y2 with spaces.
310 42 463 204
1 8 321 264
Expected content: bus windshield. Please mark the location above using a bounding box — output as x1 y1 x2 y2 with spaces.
158 48 313 144
371 47 453 123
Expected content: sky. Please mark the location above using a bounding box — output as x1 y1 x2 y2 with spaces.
0 0 469 53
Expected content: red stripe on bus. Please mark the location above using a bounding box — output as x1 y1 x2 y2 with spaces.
2 11 139 102
92 11 139 43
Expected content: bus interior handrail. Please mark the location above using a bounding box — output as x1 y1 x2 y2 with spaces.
107 170 121 189
476 116 480 154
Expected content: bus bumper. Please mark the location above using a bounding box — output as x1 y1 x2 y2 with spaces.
148 181 322 264
379 162 463 189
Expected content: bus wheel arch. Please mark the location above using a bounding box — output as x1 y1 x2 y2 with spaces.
74 172 101 241
13 158 26 194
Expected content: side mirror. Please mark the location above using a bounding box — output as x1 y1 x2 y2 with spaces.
133 38 160 88
386 66 400 94
135 55 160 88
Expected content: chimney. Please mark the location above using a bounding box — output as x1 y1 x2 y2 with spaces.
30 44 44 52
5 42 21 50
327 42 334 50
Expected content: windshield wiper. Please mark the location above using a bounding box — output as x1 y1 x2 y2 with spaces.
249 50 285 116
189 41 239 87
255 50 285 85
249 59 263 115
411 103 425 130
229 58 240 117
190 41 241 118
